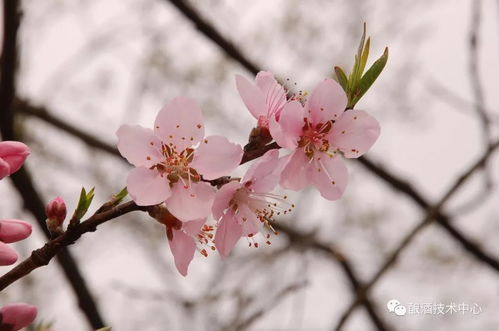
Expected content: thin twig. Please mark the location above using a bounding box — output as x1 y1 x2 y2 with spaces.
0 201 148 291
332 139 499 331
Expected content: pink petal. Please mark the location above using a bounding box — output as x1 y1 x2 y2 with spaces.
214 211 242 258
166 182 215 221
127 167 171 206
236 74 267 119
269 101 304 149
0 158 10 180
236 204 260 236
0 141 30 176
116 125 162 167
154 97 205 152
310 153 348 200
279 150 312 191
242 149 281 193
0 303 37 330
306 79 347 125
255 71 287 118
190 135 243 180
168 228 196 276
212 181 242 220
182 219 206 237
329 109 380 158
0 241 18 266
0 220 32 243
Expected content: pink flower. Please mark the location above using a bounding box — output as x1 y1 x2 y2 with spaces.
269 79 380 200
0 141 30 180
236 71 287 128
212 150 292 257
0 303 37 331
150 206 214 276
117 97 243 221
0 219 32 266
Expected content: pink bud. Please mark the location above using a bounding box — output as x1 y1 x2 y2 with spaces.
0 141 30 180
0 303 37 330
46 197 66 234
0 241 18 266
0 219 32 243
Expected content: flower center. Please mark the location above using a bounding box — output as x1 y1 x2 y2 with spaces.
298 119 333 159
231 185 295 233
151 143 201 187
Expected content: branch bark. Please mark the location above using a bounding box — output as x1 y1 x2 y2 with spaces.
0 2 106 328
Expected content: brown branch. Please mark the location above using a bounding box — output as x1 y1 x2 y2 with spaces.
332 139 499 331
0 2 106 328
166 0 260 76
0 201 148 291
276 223 393 331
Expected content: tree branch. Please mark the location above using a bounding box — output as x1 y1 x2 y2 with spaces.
0 2 106 328
0 201 148 291
332 139 499 331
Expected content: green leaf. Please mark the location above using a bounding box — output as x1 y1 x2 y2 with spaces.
113 187 128 204
334 66 348 91
350 47 389 107
74 187 95 220
359 37 370 75
356 22 367 59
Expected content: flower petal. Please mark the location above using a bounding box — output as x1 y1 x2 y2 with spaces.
212 181 242 220
168 228 196 276
166 182 215 221
154 97 205 152
279 150 311 191
242 149 282 193
116 125 162 167
191 135 243 180
310 153 348 200
236 204 261 236
214 211 242 258
0 220 32 243
0 303 37 331
0 158 10 180
306 79 347 125
0 141 30 176
127 167 171 206
330 109 380 158
182 219 205 237
0 241 18 266
269 100 304 149
255 71 287 118
236 74 267 119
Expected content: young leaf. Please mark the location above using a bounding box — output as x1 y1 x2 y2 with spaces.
73 187 96 220
113 187 128 205
334 66 348 91
359 37 370 75
350 47 388 107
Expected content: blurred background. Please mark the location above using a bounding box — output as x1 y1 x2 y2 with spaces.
1 0 499 330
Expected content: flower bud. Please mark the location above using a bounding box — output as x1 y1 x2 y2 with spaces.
46 197 67 236
0 141 30 180
0 303 37 331
0 219 32 243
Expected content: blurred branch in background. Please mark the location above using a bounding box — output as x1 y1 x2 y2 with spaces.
333 139 499 331
0 1 105 329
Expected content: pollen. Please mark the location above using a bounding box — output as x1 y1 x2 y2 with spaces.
196 124 202 129
176 124 180 128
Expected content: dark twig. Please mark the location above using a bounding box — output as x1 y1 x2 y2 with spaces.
165 0 260 76
0 201 148 291
0 2 106 328
333 139 499 331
